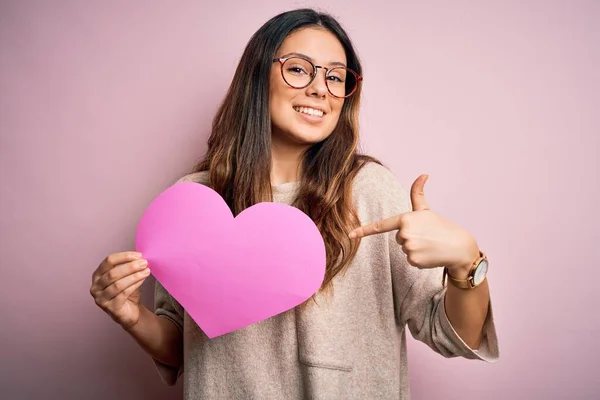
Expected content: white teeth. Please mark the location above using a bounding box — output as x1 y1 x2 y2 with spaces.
294 106 324 117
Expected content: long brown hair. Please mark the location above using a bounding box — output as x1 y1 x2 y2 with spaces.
193 9 380 291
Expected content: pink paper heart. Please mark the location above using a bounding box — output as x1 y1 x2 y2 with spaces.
135 182 326 338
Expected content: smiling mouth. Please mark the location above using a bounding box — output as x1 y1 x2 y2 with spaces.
293 106 325 118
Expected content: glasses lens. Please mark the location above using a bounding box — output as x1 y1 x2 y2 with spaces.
326 67 357 98
282 57 315 88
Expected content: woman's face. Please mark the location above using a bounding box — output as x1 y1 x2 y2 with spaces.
269 27 347 148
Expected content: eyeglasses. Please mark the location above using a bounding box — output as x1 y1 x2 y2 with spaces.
272 56 362 98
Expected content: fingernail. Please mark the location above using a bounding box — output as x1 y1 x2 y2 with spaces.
142 268 151 275
349 232 357 239
139 259 148 267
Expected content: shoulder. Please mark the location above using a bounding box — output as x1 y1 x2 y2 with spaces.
352 161 412 219
174 170 210 186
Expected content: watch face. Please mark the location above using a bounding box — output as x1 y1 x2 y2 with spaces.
473 259 489 285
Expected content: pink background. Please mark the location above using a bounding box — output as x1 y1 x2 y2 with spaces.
1 1 598 399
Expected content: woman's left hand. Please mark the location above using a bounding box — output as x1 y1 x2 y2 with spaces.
348 174 479 278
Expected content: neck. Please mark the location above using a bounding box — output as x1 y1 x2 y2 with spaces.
270 136 308 186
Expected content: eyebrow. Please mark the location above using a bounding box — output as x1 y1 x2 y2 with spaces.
281 52 347 67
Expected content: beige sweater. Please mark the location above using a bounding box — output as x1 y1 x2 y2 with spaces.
152 162 499 399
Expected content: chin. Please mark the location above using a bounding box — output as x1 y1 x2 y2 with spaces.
288 128 331 146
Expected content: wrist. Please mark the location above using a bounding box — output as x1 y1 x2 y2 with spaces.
447 241 480 279
121 305 149 333
446 262 471 280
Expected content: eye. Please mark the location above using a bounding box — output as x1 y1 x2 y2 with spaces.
327 68 347 84
327 75 344 83
286 64 310 76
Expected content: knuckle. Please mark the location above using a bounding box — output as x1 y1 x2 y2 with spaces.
119 287 131 299
373 222 382 233
106 254 117 266
94 296 105 308
97 276 108 289
106 269 117 282
113 280 124 292
92 272 103 286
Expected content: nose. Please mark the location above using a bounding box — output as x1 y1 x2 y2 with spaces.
305 67 328 98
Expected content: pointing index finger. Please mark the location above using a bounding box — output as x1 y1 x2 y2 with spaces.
349 215 402 239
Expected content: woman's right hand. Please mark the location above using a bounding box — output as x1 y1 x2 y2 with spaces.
90 251 152 330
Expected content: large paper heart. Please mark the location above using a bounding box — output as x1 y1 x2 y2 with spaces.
135 182 326 338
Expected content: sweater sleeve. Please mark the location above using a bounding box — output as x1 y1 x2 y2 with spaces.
152 280 185 385
391 242 499 361
357 163 499 361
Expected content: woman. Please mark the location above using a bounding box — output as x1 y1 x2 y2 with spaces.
90 8 498 399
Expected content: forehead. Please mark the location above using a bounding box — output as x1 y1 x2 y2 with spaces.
277 27 347 66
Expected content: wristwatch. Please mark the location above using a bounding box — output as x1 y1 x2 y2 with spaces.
443 251 489 289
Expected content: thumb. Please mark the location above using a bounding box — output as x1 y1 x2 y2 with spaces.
410 174 430 211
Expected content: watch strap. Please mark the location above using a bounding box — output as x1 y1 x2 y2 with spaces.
442 251 487 289
443 267 475 289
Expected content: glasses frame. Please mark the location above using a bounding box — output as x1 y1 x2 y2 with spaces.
272 56 363 99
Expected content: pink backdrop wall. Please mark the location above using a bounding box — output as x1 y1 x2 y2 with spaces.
1 1 598 399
